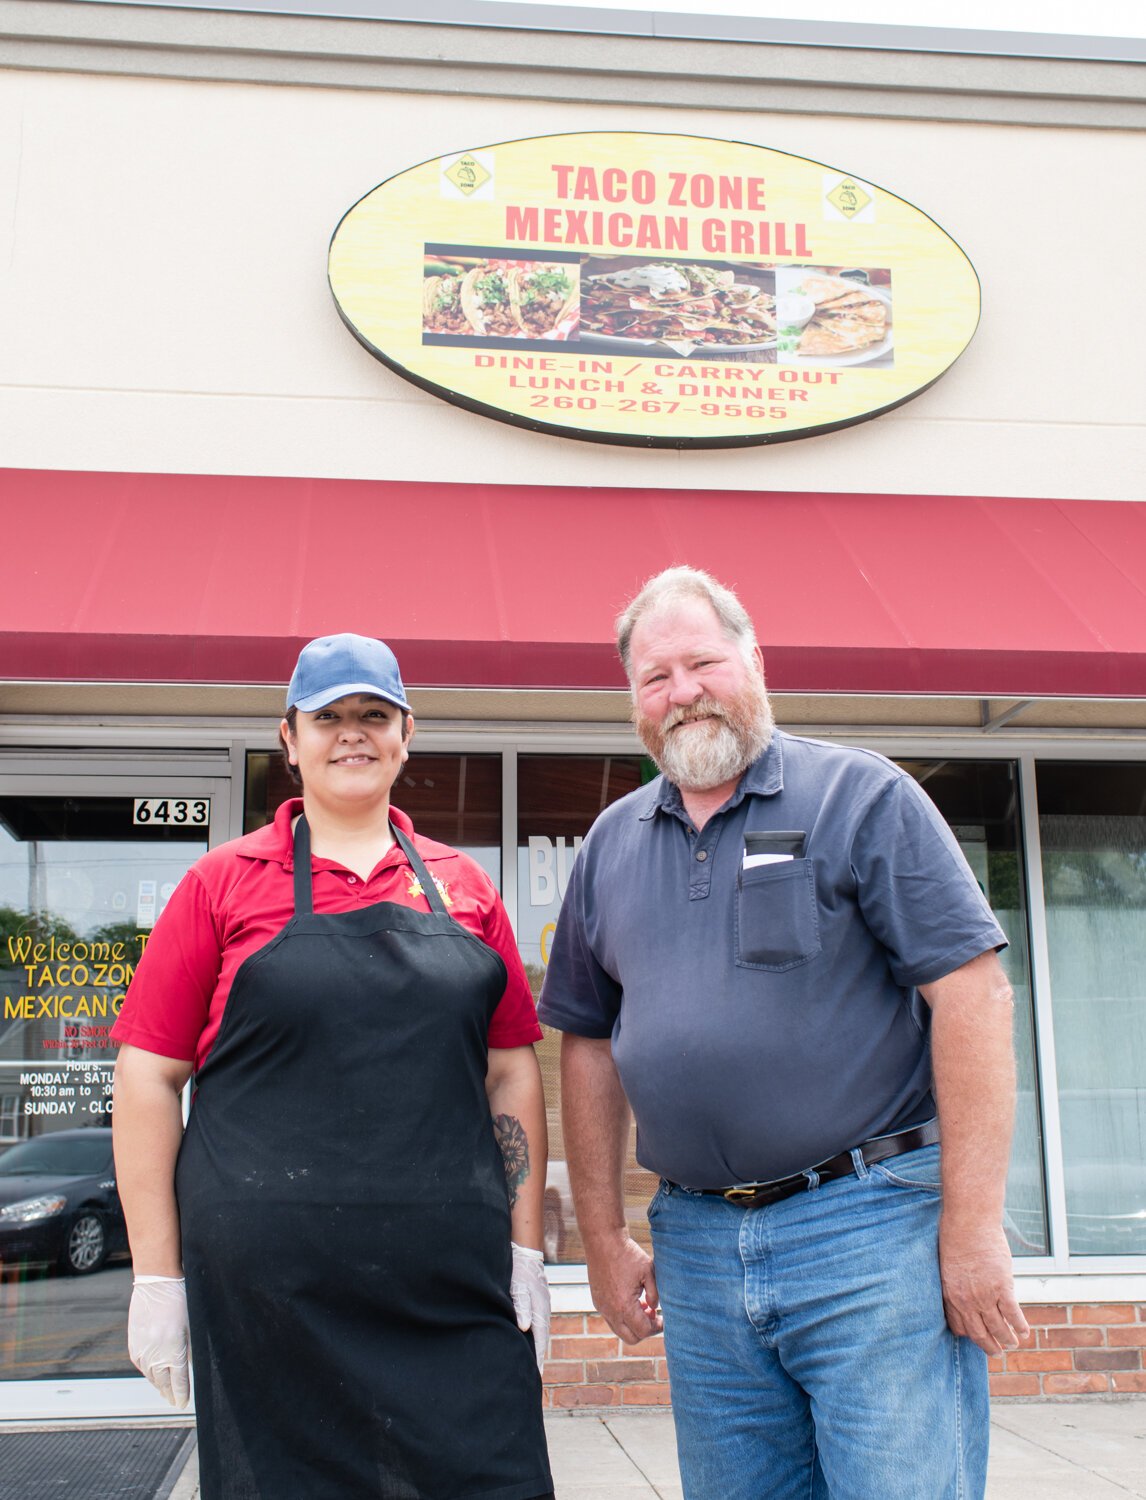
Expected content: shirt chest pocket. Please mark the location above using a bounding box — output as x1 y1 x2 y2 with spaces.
735 859 822 971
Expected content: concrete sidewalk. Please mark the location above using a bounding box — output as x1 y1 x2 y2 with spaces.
163 1401 1146 1497
544 1405 1146 1498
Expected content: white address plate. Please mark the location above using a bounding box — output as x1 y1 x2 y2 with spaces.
132 797 211 827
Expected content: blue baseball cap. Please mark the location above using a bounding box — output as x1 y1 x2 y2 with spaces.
286 633 411 713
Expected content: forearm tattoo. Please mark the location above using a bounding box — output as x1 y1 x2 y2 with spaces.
493 1113 530 1207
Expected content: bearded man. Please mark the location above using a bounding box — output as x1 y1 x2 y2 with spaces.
538 566 1028 1500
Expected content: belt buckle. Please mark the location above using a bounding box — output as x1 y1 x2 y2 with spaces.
723 1184 764 1204
723 1173 804 1206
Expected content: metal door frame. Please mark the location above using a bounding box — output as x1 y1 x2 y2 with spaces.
0 759 232 1419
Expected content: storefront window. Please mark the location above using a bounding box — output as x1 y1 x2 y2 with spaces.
516 755 650 1263
897 761 1046 1255
244 751 502 882
524 753 1046 1265
0 795 209 1380
1037 762 1146 1256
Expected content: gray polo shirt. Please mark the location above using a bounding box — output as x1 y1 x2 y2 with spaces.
537 731 1005 1188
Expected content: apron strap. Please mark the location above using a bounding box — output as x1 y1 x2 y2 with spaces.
292 814 450 920
292 814 314 916
392 825 451 918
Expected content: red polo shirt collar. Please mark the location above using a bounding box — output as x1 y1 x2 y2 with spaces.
240 796 422 872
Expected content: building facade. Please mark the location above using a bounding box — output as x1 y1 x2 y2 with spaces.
1 0 1145 1416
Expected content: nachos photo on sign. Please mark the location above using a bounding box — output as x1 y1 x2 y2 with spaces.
579 256 777 356
775 266 893 367
421 246 580 346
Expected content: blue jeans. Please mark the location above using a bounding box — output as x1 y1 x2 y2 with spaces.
647 1144 987 1500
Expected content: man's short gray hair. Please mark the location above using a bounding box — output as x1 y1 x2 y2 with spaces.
616 566 758 679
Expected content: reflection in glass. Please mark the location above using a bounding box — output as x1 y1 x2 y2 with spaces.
896 761 1046 1255
0 796 206 1382
245 751 502 882
524 754 1048 1264
0 1129 127 1277
516 755 653 1264
1038 763 1146 1256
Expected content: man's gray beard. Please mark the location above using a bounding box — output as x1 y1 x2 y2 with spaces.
637 683 775 792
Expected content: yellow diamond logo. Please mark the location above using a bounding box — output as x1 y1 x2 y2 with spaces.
444 155 491 196
826 178 872 219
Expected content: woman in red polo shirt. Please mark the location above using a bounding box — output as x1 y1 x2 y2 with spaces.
111 634 553 1500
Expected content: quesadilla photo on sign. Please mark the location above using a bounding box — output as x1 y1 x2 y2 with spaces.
781 268 892 363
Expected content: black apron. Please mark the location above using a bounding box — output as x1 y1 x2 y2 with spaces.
175 816 551 1500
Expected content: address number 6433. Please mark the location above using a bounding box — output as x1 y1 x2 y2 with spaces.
132 798 210 826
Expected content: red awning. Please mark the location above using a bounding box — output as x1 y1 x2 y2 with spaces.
3 468 1146 698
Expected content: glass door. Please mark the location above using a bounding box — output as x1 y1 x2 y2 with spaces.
0 771 231 1418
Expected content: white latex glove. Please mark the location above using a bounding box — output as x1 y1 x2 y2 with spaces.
128 1275 191 1409
510 1243 550 1375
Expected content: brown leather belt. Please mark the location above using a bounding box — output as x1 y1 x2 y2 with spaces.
686 1120 940 1209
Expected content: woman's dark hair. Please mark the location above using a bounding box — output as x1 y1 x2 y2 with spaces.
279 703 412 787
280 707 302 786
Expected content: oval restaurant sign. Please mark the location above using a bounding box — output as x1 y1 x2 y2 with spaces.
328 131 979 449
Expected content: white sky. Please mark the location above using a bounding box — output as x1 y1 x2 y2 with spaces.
519 0 1146 39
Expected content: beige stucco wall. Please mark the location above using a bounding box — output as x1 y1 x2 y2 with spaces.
1 61 1143 499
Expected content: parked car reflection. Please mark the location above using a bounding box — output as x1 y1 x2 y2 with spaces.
0 1128 127 1275
1005 1154 1146 1257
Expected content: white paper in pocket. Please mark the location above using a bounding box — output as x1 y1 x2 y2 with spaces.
742 852 794 869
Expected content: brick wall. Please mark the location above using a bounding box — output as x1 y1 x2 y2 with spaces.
544 1315 670 1408
545 1305 1146 1406
989 1304 1146 1397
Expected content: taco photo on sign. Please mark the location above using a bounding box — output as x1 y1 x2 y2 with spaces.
458 264 519 336
507 264 580 339
422 271 470 335
422 250 581 343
